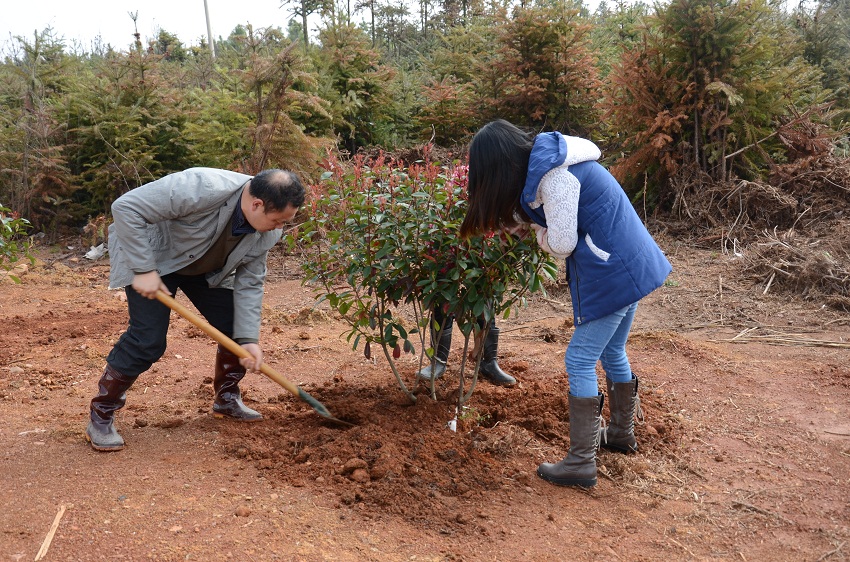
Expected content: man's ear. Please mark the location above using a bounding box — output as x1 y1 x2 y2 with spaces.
251 197 265 211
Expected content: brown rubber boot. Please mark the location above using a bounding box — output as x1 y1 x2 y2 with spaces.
537 393 604 487
602 375 642 454
478 323 516 386
212 345 263 422
86 364 136 451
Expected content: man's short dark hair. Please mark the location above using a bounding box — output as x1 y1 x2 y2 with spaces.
249 169 306 211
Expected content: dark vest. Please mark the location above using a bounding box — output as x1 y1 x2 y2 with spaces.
177 228 244 276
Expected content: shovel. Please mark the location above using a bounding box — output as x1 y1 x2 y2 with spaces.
155 290 352 426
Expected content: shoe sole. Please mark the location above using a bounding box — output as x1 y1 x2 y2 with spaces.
85 431 125 452
536 469 596 488
212 412 263 422
485 379 517 387
480 377 517 387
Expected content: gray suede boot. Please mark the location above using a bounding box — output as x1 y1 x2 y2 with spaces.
417 313 453 381
86 364 136 451
478 322 516 386
602 375 642 454
537 393 604 487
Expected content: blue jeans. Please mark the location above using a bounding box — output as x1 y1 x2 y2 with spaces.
565 302 638 397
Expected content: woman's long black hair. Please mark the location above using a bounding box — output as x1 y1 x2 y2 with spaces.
460 120 535 238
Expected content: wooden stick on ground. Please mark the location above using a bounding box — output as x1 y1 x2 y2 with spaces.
34 504 66 561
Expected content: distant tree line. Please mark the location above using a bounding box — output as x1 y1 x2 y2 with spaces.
0 0 847 235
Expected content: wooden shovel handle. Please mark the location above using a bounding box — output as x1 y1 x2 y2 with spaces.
154 290 300 397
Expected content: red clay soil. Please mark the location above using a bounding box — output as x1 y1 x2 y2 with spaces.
1 237 849 561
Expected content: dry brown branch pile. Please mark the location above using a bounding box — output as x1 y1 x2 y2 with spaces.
742 225 850 310
662 114 850 308
736 147 849 309
667 156 849 239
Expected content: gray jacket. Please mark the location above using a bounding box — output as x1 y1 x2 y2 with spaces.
108 168 282 342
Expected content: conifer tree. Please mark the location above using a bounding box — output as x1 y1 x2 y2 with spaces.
490 1 601 135
0 30 73 232
605 0 825 206
314 19 397 151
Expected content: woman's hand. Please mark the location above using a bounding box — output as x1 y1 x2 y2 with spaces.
531 224 547 246
530 224 570 259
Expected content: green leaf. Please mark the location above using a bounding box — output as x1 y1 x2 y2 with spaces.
338 300 352 315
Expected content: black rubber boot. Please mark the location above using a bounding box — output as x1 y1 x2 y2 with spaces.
478 322 516 386
417 311 453 381
537 393 604 487
212 345 263 422
86 365 136 452
602 375 642 454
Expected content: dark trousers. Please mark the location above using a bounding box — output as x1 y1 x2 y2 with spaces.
106 273 235 377
431 305 491 331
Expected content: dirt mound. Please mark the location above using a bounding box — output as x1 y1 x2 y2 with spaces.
214 337 689 532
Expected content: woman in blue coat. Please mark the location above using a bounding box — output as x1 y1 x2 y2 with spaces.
460 120 672 487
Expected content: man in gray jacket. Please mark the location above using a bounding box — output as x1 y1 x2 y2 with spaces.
87 167 305 452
